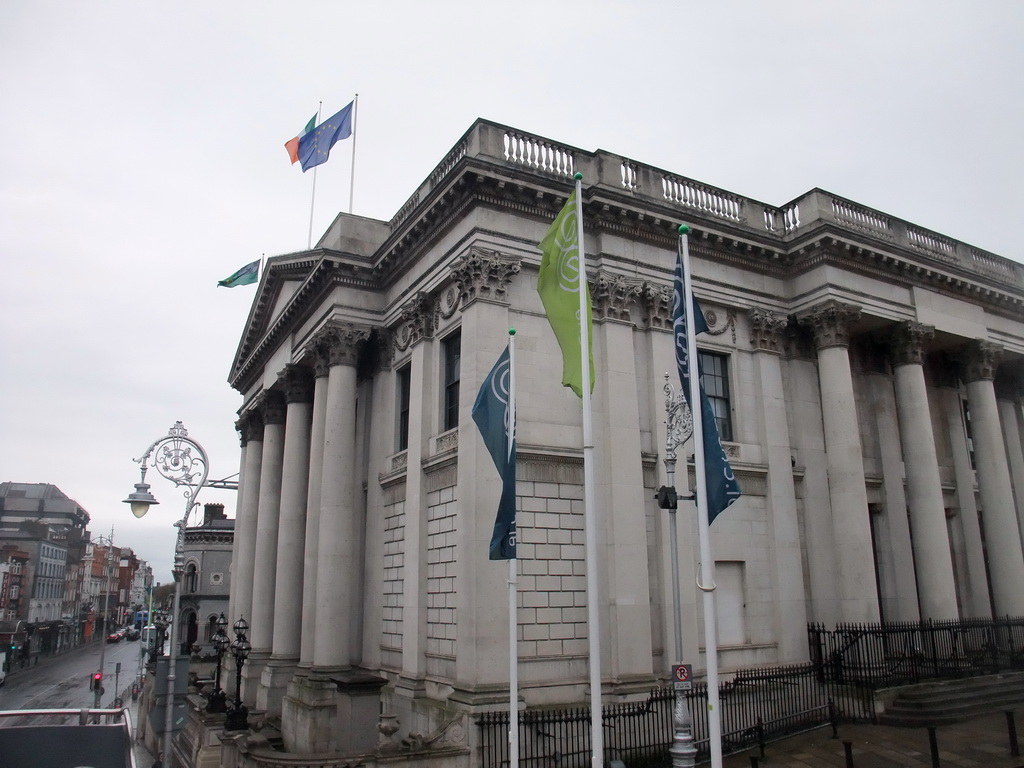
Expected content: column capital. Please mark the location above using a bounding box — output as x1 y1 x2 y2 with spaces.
961 339 1003 383
449 248 521 308
889 321 935 367
748 307 789 353
640 282 672 330
279 364 315 404
313 323 372 368
592 270 642 322
237 411 265 445
396 292 436 349
799 300 862 350
259 389 287 425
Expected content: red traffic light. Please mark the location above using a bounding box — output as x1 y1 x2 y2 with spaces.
93 672 102 681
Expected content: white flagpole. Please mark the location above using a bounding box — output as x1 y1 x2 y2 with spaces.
573 173 602 768
348 93 358 214
307 101 323 249
507 329 519 768
679 227 723 767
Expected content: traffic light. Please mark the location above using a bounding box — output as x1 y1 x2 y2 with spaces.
91 672 103 691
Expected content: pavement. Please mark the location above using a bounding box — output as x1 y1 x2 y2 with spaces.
721 711 1024 767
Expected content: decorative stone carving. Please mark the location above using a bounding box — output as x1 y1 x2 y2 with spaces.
436 284 461 321
640 282 673 330
702 307 737 345
799 300 862 350
748 307 789 352
889 321 934 367
317 322 372 367
279 364 314 404
449 249 521 307
592 271 642 322
236 411 265 445
961 339 1003 383
399 292 435 348
259 389 287 426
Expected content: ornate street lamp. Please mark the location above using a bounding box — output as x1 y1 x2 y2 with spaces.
206 613 230 713
656 373 699 768
123 421 211 768
224 616 251 731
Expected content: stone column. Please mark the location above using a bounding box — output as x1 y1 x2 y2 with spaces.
749 308 808 660
995 374 1024 550
299 344 330 669
937 367 989 617
229 412 263 629
963 341 1024 616
591 272 654 681
259 364 314 716
890 322 959 619
244 389 286 705
801 301 879 623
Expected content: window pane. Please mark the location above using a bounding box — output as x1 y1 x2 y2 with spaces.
699 351 733 442
443 332 461 431
397 364 411 451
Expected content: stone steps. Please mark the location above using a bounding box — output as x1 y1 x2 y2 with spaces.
878 671 1024 727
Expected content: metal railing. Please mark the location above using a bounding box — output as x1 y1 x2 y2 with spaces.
809 616 1024 688
477 662 871 767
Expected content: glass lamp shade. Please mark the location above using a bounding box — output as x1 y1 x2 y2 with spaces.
123 483 160 518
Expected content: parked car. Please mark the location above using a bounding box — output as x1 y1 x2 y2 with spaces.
125 628 140 641
106 630 122 643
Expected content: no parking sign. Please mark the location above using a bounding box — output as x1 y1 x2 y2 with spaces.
672 663 693 691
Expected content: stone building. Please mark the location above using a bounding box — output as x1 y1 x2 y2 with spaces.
179 503 233 653
223 120 1024 761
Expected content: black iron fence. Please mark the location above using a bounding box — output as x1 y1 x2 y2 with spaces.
476 662 873 767
809 616 1024 688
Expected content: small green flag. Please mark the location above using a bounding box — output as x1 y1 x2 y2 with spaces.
537 191 594 397
217 260 259 288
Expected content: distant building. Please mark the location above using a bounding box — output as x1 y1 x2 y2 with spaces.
179 503 233 654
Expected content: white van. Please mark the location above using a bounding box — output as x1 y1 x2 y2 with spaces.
140 625 159 651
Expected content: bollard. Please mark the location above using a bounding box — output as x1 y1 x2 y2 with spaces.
927 726 940 768
1006 710 1020 757
748 757 759 768
843 739 854 768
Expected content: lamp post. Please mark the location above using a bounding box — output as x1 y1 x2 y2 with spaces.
206 613 230 713
656 373 698 768
92 530 116 709
224 616 251 731
123 421 211 768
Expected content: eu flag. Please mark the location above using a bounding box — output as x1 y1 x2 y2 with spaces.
297 101 354 172
672 254 741 523
472 345 517 559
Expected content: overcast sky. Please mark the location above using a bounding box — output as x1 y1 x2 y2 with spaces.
2 2 1021 581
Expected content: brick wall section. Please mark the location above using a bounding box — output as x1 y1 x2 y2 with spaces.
382 499 405 653
515 480 589 658
427 485 457 657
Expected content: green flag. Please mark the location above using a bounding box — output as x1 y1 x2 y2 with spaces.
537 191 594 397
217 259 259 288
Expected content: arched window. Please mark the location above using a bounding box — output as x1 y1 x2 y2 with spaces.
184 563 198 593
205 614 218 642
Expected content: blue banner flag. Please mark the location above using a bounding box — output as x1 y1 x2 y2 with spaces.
472 345 517 559
672 254 741 523
297 101 354 172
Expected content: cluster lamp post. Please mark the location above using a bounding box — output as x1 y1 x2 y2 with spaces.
656 374 699 768
206 613 230 713
224 616 251 731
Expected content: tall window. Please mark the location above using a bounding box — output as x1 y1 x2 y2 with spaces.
442 331 461 431
699 351 733 442
397 363 411 451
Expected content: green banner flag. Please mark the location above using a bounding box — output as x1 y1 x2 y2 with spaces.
537 191 594 398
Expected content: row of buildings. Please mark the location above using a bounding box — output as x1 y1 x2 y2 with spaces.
0 482 153 661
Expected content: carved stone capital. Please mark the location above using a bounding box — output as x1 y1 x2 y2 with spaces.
799 300 862 350
449 249 521 307
259 389 287 426
398 292 435 348
314 323 372 368
748 307 789 353
640 282 673 330
236 411 264 446
889 321 934 367
962 340 1003 383
279 364 315 404
592 271 642 322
